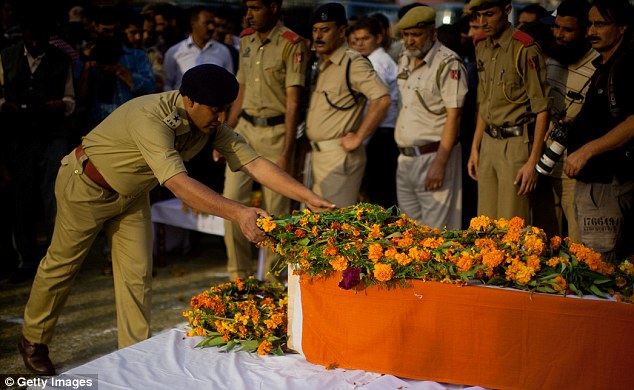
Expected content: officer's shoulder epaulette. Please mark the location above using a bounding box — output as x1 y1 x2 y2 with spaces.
239 28 256 38
512 30 535 47
473 32 487 46
345 49 363 61
281 30 303 44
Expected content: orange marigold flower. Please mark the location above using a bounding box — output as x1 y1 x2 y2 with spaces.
456 252 473 272
469 215 492 231
502 229 521 244
550 236 562 250
384 247 397 259
368 243 383 262
495 218 509 229
408 247 432 262
257 340 273 355
299 217 309 227
619 260 634 276
508 217 525 230
395 252 413 266
312 214 321 223
553 276 567 292
475 238 497 250
522 234 545 256
322 245 338 257
369 223 383 239
421 237 444 249
329 255 349 271
526 255 541 272
234 278 246 291
482 248 504 269
330 222 341 230
373 263 394 282
299 248 310 258
312 226 319 236
546 256 568 268
294 229 307 238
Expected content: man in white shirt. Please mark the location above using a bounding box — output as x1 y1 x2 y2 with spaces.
349 16 399 208
163 6 234 91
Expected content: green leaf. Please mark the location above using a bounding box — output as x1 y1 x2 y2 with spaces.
568 283 579 294
196 336 227 348
271 346 285 356
593 279 613 285
225 340 237 352
536 286 556 293
589 284 606 298
298 238 310 246
239 339 260 352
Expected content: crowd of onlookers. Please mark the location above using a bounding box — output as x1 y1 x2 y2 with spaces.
1 0 632 284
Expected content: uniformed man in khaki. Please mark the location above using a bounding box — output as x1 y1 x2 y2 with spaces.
466 0 551 221
223 0 308 279
17 65 334 376
394 6 468 229
306 3 391 207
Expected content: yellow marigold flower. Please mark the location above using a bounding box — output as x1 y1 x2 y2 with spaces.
421 237 444 249
299 217 308 227
329 255 349 271
369 223 383 239
495 218 509 229
475 238 497 250
469 215 491 231
312 226 319 236
619 260 634 276
502 229 521 244
397 234 414 248
257 217 277 233
303 208 311 215
395 252 413 266
373 263 394 282
546 256 568 268
299 248 310 258
526 255 541 272
408 247 432 262
257 340 273 355
312 214 320 223
550 236 562 250
522 234 545 256
368 243 383 262
482 248 504 269
299 258 312 269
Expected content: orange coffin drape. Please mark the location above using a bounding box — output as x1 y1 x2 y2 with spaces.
300 276 634 390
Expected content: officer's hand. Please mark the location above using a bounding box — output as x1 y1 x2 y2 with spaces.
212 149 226 163
237 207 270 243
305 195 336 212
564 147 591 178
514 161 538 196
467 151 479 180
341 133 362 152
425 158 446 191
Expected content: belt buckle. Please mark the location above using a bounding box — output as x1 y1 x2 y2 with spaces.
253 117 267 127
402 147 416 157
489 126 500 139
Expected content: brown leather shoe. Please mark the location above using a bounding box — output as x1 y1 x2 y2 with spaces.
18 335 56 375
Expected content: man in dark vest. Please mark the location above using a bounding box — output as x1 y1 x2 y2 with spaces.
0 15 75 283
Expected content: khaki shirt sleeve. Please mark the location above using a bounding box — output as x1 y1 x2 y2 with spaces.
284 40 309 88
213 123 259 172
127 111 187 185
439 59 468 109
519 44 551 113
236 40 247 85
349 55 389 101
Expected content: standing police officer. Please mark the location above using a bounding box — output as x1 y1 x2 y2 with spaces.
467 0 551 221
17 64 334 376
306 3 391 207
223 0 308 279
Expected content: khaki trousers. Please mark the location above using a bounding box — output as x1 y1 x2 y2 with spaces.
477 133 531 221
223 119 290 279
310 143 365 208
23 151 153 349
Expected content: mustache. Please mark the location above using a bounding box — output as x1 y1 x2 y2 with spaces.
315 40 325 45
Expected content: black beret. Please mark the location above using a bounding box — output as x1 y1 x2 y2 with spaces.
179 64 238 107
309 2 347 27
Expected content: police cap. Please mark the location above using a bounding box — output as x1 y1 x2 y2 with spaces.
309 2 347 27
395 6 436 30
179 64 238 107
468 0 511 11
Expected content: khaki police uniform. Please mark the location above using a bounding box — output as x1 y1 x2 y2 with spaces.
22 91 257 349
534 50 597 242
306 44 389 207
395 40 468 229
475 26 551 220
223 22 308 278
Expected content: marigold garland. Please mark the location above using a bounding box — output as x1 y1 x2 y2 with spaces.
182 277 288 355
256 203 634 302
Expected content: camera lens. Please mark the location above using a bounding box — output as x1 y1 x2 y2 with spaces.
536 141 566 175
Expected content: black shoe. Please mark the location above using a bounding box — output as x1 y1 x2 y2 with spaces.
10 267 36 284
18 335 56 375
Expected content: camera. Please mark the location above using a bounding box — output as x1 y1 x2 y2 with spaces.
536 119 570 176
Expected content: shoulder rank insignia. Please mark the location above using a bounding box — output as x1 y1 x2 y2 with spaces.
240 27 256 38
512 30 535 47
163 109 182 129
282 30 303 44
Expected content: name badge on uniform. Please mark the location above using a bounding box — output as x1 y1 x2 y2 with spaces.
163 109 182 129
243 47 251 58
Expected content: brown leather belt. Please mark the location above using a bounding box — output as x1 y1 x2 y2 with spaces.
75 145 114 191
399 142 440 157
